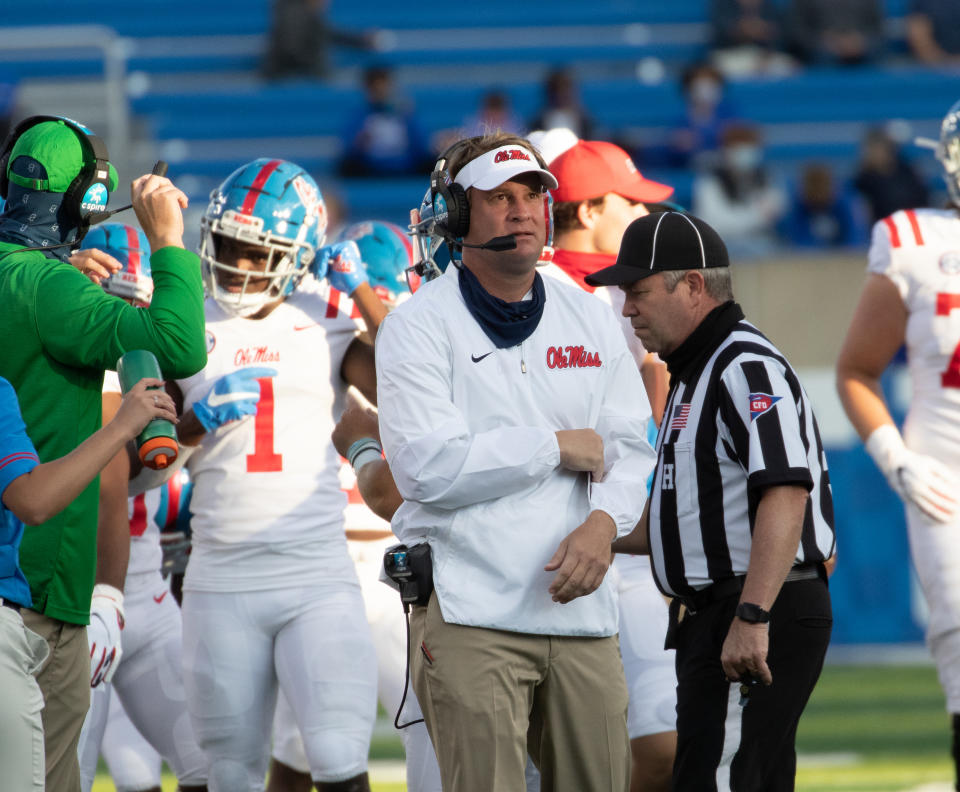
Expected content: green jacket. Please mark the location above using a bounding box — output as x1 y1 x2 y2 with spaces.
0 242 206 623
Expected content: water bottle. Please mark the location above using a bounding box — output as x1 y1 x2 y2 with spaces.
116 350 179 469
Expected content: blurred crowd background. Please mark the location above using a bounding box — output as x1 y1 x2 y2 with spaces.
2 0 958 649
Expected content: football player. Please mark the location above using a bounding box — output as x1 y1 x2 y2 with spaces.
73 223 208 792
837 100 960 789
266 220 442 792
169 159 383 792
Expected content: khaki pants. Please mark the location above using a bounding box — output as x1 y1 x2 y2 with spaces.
0 606 49 792
410 593 630 792
21 609 90 792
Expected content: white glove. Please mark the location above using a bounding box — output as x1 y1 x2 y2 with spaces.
865 424 960 523
88 583 125 688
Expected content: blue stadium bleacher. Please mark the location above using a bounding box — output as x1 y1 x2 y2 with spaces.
1 1 956 221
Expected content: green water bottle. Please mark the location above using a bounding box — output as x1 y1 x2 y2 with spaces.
116 350 179 470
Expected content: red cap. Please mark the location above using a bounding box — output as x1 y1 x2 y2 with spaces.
549 140 674 204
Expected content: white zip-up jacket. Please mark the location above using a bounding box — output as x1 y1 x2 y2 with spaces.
375 263 655 636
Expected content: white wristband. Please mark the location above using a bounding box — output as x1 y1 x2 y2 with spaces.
91 583 125 619
864 423 907 476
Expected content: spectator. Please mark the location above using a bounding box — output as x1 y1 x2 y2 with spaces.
693 123 787 256
262 0 374 80
529 68 595 139
0 116 207 791
853 127 929 225
782 163 865 247
709 0 797 76
785 0 884 65
462 89 523 138
906 0 960 66
339 65 432 178
669 62 740 169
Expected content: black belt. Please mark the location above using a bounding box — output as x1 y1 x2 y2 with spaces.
0 597 21 613
675 563 824 615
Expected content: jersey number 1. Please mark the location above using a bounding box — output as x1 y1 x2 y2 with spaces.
247 377 283 472
937 293 960 389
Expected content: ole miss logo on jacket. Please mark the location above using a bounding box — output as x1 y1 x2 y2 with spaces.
546 345 602 369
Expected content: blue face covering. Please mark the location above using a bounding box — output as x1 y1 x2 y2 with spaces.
458 264 546 349
0 160 81 262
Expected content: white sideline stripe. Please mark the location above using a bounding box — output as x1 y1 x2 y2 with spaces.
796 752 860 767
369 760 406 783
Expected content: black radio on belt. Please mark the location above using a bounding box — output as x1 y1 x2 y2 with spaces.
383 542 434 608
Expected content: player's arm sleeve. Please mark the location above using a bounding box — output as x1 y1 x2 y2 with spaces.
35 247 207 380
718 358 814 492
0 378 40 502
588 336 657 538
867 215 910 302
375 312 561 509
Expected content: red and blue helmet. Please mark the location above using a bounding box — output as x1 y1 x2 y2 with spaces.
200 158 328 317
80 222 153 306
338 220 416 304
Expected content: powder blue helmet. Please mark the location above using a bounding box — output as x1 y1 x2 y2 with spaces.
80 222 153 306
200 158 327 317
338 220 415 303
937 100 960 207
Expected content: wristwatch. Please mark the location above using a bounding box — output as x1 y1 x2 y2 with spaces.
735 602 771 624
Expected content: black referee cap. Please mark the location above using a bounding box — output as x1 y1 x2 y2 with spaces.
585 211 729 286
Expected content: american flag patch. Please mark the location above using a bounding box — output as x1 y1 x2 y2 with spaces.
671 404 691 430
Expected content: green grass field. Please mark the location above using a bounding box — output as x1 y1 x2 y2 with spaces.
93 663 955 792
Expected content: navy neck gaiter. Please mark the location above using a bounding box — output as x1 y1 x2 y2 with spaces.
0 182 79 262
458 264 546 349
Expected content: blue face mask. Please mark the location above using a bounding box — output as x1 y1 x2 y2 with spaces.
458 264 546 349
0 182 79 262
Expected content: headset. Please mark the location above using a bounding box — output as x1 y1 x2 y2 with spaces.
427 137 478 242
0 115 115 229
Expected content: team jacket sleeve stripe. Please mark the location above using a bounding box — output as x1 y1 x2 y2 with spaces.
883 215 901 248
905 209 924 245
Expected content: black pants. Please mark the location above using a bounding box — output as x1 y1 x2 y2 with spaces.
672 575 832 791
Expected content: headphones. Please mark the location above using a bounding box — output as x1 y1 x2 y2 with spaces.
0 115 114 229
428 137 478 242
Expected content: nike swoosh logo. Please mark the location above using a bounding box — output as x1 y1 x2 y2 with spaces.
294 323 319 331
205 389 258 408
471 352 493 363
153 591 168 604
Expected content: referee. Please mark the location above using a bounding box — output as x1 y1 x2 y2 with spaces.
589 211 835 791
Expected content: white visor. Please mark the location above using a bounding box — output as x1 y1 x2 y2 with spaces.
454 144 559 192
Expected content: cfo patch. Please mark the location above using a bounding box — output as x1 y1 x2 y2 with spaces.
749 392 781 421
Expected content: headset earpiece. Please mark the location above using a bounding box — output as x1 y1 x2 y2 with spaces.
430 168 470 240
0 115 113 229
429 138 480 243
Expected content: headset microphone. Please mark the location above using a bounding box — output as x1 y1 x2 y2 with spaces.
459 235 517 251
87 160 169 226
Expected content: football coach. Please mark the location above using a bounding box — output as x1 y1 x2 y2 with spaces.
374 132 656 791
594 211 835 791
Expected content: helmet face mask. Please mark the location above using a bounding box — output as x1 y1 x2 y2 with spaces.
939 103 960 207
201 159 326 317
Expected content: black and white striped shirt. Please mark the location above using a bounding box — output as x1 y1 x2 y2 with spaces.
649 304 835 598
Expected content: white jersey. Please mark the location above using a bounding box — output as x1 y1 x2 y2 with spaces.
178 278 361 591
869 208 960 463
